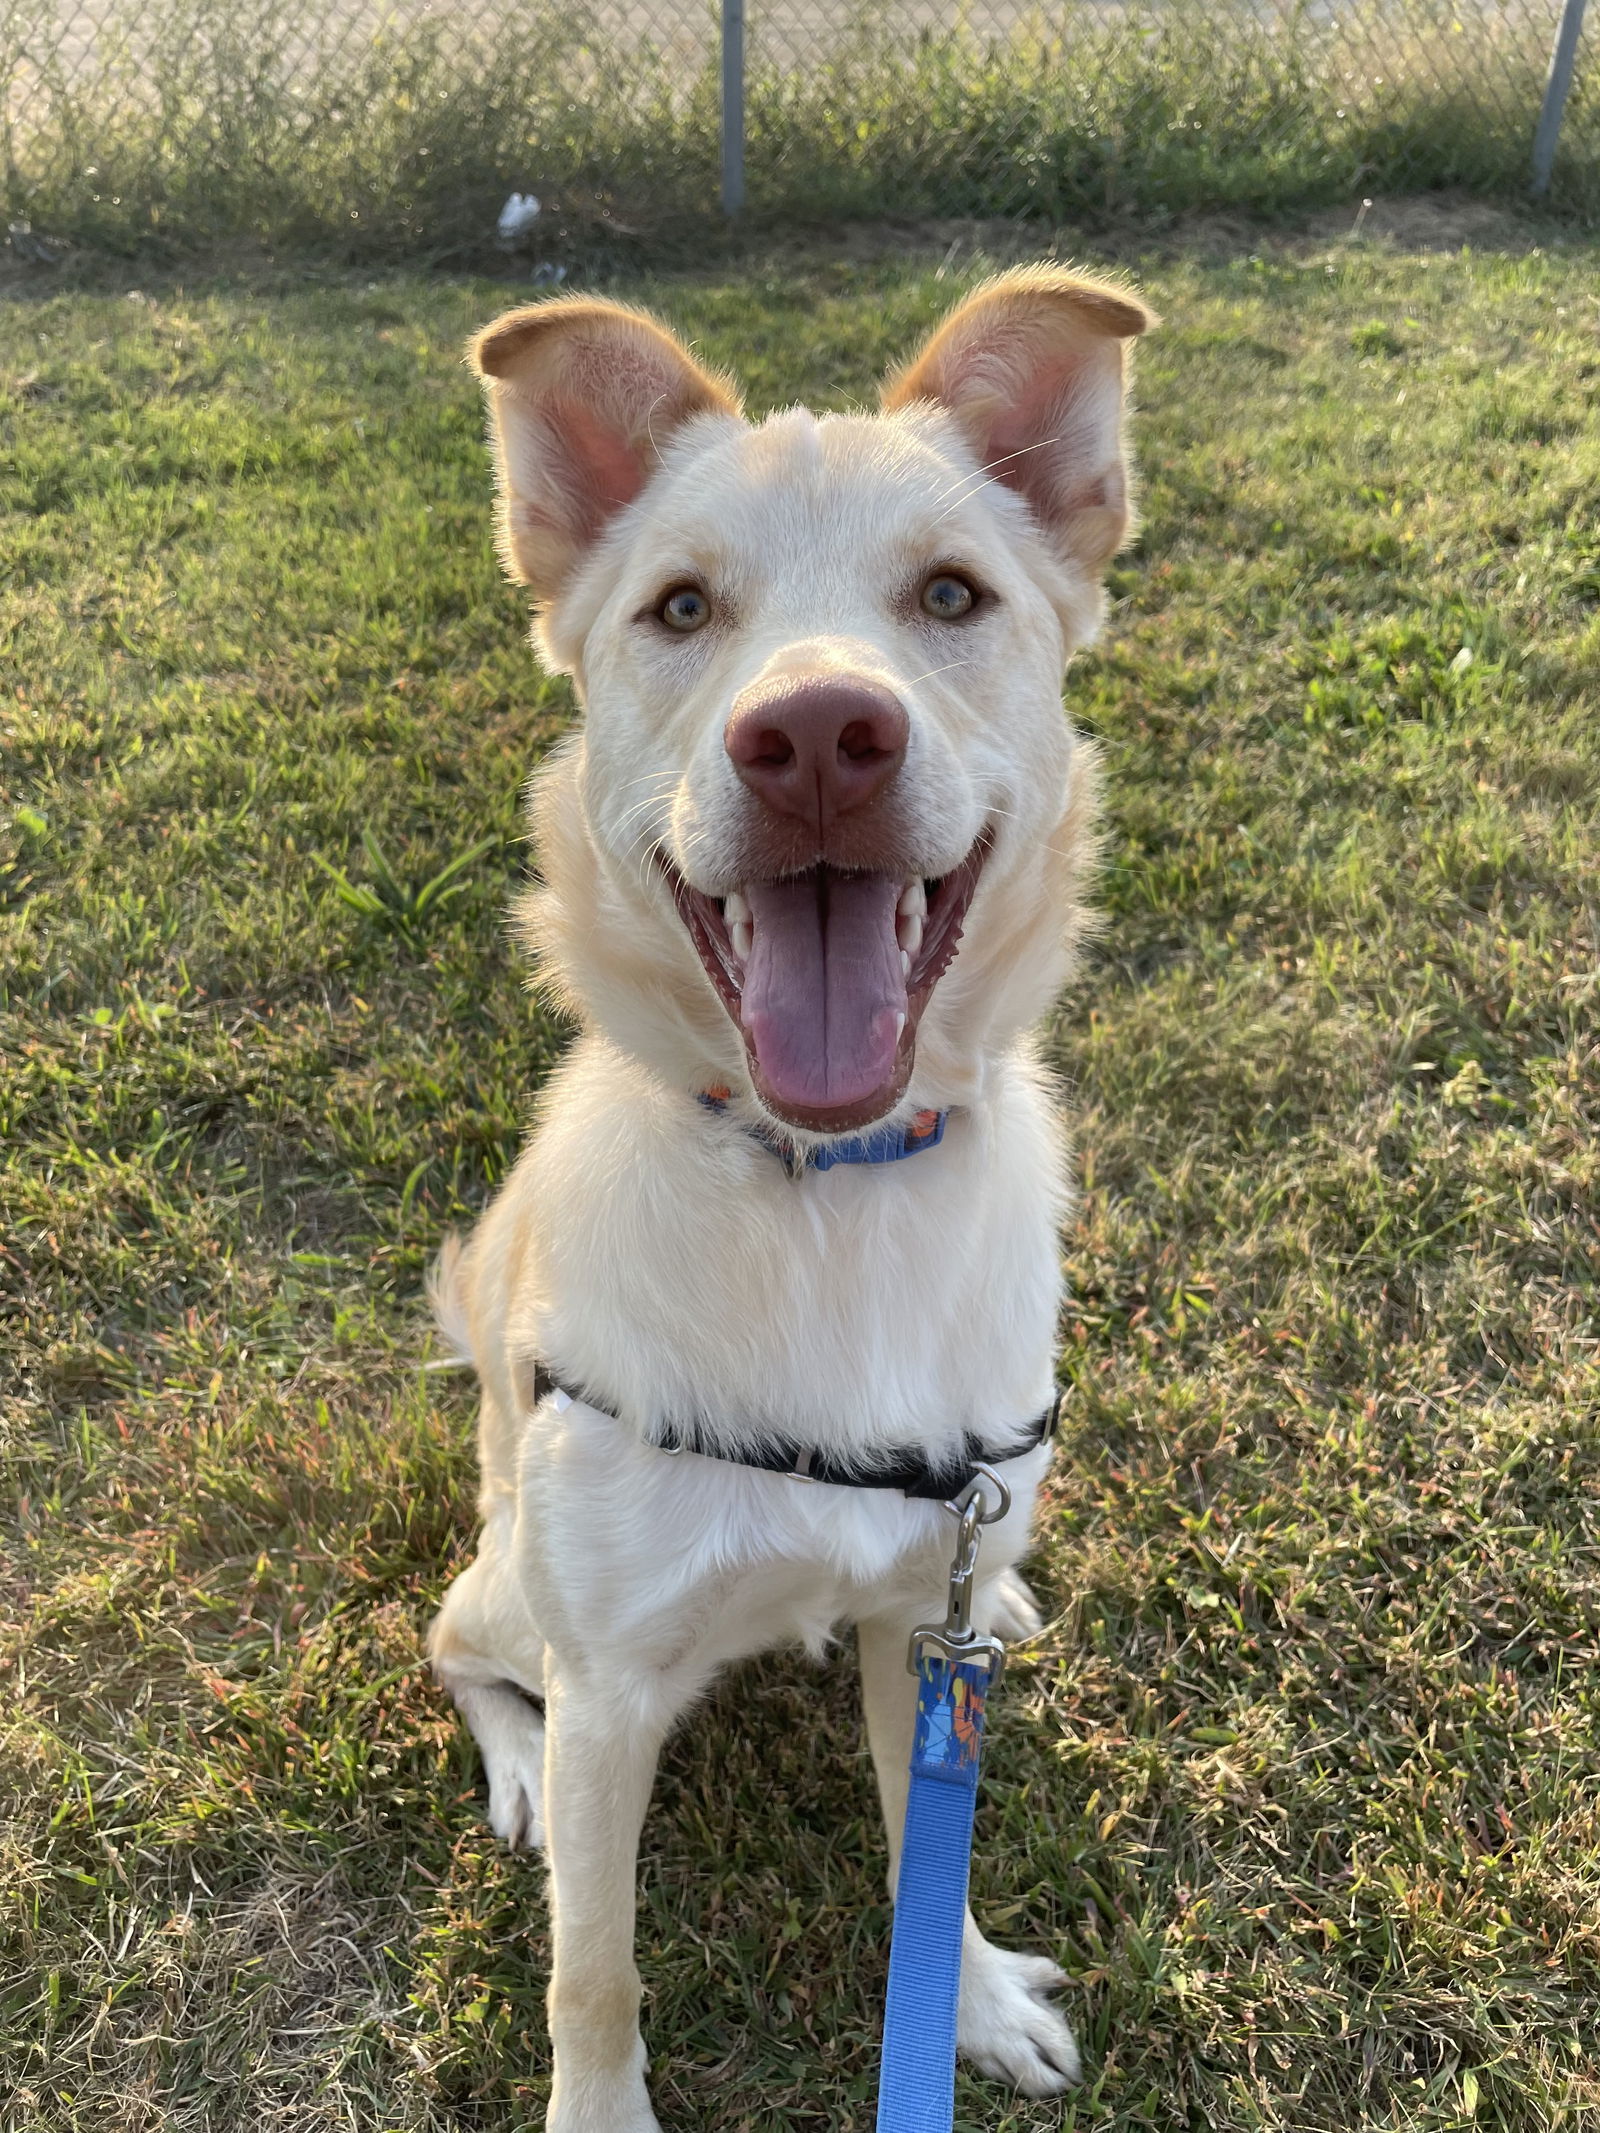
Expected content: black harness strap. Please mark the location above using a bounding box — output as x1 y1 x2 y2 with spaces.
530 1363 1061 1502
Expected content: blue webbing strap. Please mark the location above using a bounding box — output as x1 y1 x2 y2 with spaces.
874 1655 992 2133
696 1090 948 1175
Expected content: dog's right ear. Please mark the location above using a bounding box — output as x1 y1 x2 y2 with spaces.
471 299 742 598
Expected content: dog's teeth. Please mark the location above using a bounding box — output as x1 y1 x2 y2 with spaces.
894 1012 906 1043
897 881 927 920
900 949 911 978
897 911 924 957
723 888 753 963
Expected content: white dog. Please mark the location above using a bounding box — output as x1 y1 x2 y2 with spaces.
426 266 1153 2131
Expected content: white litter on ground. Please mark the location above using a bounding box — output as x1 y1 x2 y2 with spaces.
496 192 541 243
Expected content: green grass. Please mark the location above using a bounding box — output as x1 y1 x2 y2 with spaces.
3 217 1599 2131
5 0 1598 254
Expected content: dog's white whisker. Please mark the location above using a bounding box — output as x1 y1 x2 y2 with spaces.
969 800 1081 867
901 657 976 692
608 790 653 818
614 768 681 796
928 432 1069 523
612 793 674 840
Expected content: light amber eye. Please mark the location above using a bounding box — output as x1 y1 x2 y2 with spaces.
659 584 711 632
920 572 977 620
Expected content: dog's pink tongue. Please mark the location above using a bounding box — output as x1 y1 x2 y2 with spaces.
741 873 906 1113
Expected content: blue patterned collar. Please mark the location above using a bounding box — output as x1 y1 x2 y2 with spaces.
697 1088 949 1176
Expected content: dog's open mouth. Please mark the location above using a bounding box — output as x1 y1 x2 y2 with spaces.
663 836 990 1134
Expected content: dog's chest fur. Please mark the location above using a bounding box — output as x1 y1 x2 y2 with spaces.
453 1034 1066 1668
486 1036 1068 1463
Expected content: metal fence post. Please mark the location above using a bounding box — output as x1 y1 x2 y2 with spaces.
1532 0 1588 194
721 0 746 215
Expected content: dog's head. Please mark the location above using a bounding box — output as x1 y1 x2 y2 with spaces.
473 269 1153 1137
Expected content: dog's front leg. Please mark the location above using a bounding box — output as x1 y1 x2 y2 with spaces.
857 1603 1081 2098
542 1665 670 2133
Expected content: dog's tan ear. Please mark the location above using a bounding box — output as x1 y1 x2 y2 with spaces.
882 267 1155 575
471 298 742 597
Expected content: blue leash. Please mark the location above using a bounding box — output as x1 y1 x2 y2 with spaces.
875 1482 1009 2133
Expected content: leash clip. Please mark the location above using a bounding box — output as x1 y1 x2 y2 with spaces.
907 1487 1007 1684
944 1460 1011 1526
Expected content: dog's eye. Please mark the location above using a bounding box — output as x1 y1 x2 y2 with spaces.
920 572 978 620
658 585 712 633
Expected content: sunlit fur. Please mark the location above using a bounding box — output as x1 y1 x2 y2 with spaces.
428 268 1150 2132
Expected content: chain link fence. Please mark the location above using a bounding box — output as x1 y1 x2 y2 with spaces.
3 0 1595 254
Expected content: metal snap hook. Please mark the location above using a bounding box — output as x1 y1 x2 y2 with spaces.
944 1461 1011 1526
907 1487 1007 1683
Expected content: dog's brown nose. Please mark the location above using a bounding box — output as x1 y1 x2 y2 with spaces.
724 675 909 827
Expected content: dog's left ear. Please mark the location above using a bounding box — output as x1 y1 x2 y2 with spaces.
472 298 743 598
882 266 1155 576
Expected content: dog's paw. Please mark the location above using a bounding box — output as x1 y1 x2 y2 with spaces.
958 1940 1080 2097
455 1681 546 1851
486 1746 544 1852
986 1566 1045 1642
548 2070 661 2133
